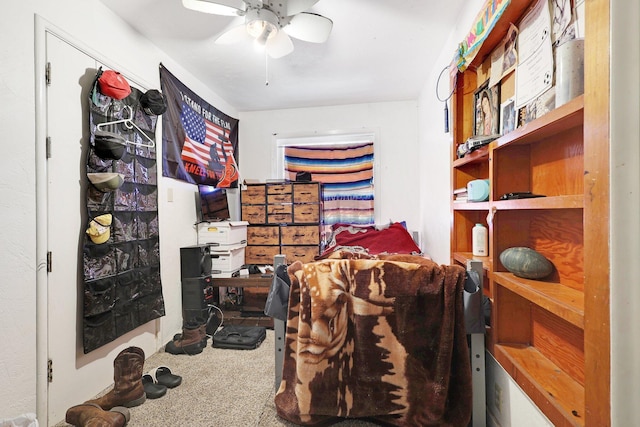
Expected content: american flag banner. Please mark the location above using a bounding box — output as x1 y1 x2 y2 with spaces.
160 65 239 187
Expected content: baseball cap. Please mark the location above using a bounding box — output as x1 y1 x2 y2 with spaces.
98 70 131 100
87 173 125 192
86 214 112 244
140 89 168 116
94 130 127 160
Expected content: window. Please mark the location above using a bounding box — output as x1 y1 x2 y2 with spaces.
275 132 377 237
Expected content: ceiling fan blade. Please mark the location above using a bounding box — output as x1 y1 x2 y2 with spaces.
215 21 251 44
283 12 332 43
181 0 245 16
266 31 294 58
283 0 320 16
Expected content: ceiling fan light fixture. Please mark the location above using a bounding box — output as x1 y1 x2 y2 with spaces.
245 8 279 39
254 26 275 50
181 0 245 16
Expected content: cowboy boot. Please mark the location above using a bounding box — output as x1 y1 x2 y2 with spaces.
166 319 205 355
172 323 208 348
65 403 130 427
172 317 208 348
86 347 146 410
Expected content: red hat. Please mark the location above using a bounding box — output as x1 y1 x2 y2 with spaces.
98 70 131 100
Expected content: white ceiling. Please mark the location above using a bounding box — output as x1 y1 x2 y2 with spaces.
99 0 466 112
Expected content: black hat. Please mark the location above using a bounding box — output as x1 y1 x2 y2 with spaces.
295 171 312 182
94 130 127 160
140 90 168 116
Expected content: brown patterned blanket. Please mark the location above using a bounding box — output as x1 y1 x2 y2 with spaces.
275 255 472 426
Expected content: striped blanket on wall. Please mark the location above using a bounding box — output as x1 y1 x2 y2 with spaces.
284 142 374 226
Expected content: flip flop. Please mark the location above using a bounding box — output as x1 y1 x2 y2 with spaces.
149 366 182 388
141 374 167 399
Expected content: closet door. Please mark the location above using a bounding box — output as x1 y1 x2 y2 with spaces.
45 33 98 424
44 33 158 424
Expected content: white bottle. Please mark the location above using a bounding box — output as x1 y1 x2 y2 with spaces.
472 223 488 256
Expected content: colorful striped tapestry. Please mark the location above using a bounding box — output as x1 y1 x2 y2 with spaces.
455 0 511 71
284 143 374 226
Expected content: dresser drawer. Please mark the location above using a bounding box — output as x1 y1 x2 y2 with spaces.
267 183 292 196
245 245 281 265
267 204 292 224
241 205 266 224
247 225 279 245
293 183 320 203
281 225 319 245
267 193 292 204
241 185 266 204
293 203 320 223
281 245 319 264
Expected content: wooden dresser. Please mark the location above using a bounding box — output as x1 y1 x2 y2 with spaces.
241 181 321 265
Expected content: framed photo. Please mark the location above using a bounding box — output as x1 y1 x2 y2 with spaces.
500 97 516 135
474 81 500 136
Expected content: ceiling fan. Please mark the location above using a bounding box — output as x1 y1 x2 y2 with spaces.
182 0 333 58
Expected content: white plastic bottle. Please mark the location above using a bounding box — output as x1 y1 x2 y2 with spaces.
472 223 488 256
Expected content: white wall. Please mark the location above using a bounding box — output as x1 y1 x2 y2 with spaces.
0 0 236 423
417 0 483 265
610 0 640 424
238 102 422 235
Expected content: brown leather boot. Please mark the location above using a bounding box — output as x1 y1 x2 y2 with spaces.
165 320 205 354
172 317 208 348
65 403 130 427
86 347 146 410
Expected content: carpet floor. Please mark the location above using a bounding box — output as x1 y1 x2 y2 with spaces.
56 329 379 427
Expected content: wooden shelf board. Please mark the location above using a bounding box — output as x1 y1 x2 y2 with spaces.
492 195 584 210
452 201 490 210
452 145 490 167
495 343 585 427
493 272 584 328
210 274 273 288
494 95 584 150
452 252 491 271
223 310 274 328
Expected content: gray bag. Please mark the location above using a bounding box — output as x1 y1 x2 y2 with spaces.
264 264 290 321
463 269 486 334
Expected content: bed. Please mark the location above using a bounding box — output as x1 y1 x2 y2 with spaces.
265 222 487 427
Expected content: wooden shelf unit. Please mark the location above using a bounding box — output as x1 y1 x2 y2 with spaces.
450 0 610 426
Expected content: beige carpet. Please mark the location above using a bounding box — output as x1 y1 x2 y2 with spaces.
57 329 380 427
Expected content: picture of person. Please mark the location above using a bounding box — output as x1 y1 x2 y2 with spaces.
500 97 516 135
474 83 500 136
502 25 518 74
481 91 494 135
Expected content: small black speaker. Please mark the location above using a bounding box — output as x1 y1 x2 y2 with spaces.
181 276 212 321
180 245 212 279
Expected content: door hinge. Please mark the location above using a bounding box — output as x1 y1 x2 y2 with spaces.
47 359 53 383
45 62 51 86
46 136 51 159
47 251 52 273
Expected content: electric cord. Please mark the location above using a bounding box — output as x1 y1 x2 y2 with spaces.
436 65 457 133
206 303 225 335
